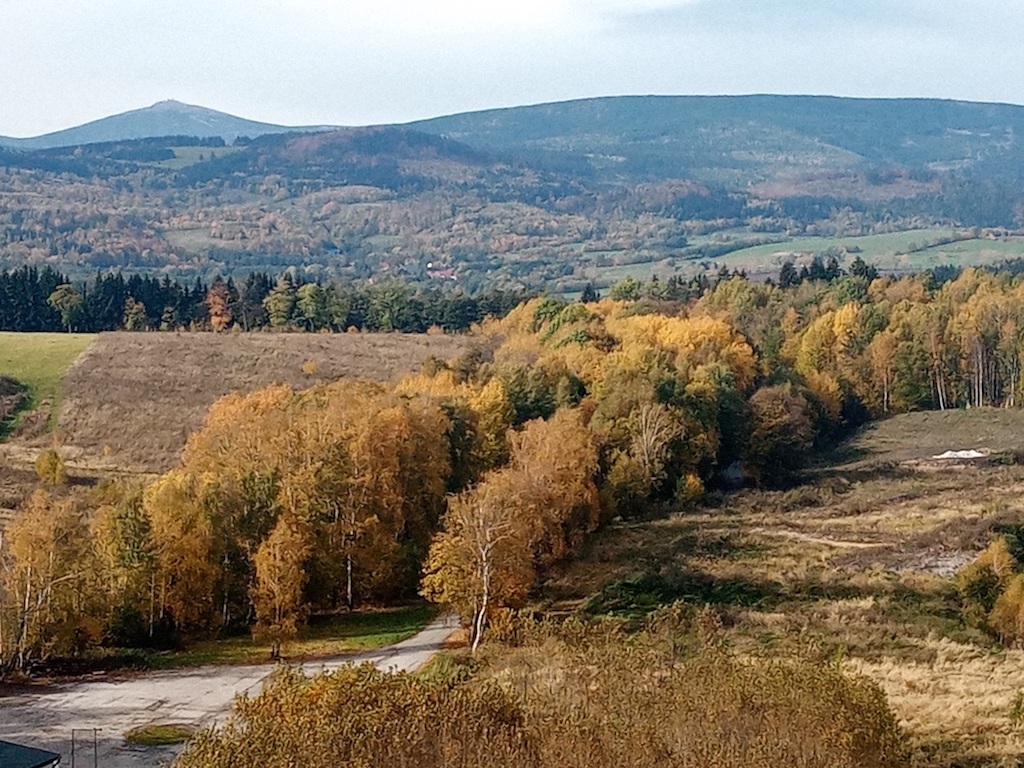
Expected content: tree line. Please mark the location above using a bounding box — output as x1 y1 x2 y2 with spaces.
10 263 1024 665
0 266 527 334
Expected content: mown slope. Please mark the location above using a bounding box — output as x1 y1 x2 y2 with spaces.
55 332 474 472
0 332 95 435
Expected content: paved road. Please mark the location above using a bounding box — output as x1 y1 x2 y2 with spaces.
0 614 457 768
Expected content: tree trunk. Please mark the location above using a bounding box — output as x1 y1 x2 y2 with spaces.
471 549 491 654
18 565 32 671
346 554 354 611
148 572 156 638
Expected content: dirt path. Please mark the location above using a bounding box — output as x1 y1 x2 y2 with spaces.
0 614 458 768
749 527 881 549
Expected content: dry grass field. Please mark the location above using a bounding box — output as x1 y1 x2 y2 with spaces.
42 331 474 472
546 410 1024 768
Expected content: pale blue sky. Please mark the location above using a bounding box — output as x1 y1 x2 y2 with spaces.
2 0 1022 137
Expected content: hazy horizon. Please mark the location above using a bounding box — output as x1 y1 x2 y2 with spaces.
4 0 1024 137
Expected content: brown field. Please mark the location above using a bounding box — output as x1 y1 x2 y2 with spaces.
546 410 1024 767
41 331 474 473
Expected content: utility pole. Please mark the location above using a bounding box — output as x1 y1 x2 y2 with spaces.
70 728 99 768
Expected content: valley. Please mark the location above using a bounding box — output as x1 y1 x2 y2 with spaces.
4 96 1024 296
7 94 1024 768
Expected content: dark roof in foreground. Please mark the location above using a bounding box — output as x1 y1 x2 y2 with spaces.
0 740 61 768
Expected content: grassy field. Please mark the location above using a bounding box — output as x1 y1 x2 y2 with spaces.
155 144 245 170
574 228 1024 288
0 332 94 429
146 604 434 669
45 331 473 472
542 410 1024 767
914 236 1024 266
710 228 958 273
124 724 195 746
576 255 678 286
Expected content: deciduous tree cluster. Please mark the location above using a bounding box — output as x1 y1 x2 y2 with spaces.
10 264 1024 663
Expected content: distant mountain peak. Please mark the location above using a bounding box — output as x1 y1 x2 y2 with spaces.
150 99 191 110
0 101 339 150
147 99 220 115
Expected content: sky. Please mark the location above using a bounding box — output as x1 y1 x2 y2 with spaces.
3 0 1024 137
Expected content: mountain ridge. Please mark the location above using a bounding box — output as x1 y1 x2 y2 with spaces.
409 94 1024 185
5 94 1024 289
6 93 1024 159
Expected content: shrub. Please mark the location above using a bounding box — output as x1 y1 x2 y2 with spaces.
957 538 1018 627
746 383 817 487
989 574 1024 646
35 448 68 485
176 621 909 768
177 665 530 768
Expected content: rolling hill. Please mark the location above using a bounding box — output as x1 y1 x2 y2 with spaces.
411 94 1024 186
0 99 338 150
7 94 1024 186
4 94 1024 291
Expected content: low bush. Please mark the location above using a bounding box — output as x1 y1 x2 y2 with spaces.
988 573 1024 645
175 617 908 768
956 537 1017 627
34 448 67 485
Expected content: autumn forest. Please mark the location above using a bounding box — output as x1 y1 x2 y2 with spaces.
4 264 1024 668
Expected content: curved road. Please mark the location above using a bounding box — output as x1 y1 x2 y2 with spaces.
0 614 457 768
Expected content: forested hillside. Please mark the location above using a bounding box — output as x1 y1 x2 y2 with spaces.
413 95 1024 186
4 96 1024 294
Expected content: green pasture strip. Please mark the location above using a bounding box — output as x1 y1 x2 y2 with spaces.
146 603 435 669
0 332 94 422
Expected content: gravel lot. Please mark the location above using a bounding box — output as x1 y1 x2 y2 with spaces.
0 614 456 768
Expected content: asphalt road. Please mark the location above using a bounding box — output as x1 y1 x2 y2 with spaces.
0 614 457 768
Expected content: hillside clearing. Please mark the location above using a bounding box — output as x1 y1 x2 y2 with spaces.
45 332 474 472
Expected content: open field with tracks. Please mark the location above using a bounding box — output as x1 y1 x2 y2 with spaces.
545 410 1024 767
0 331 471 479
571 229 1024 289
2 331 474 472
713 230 1024 278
